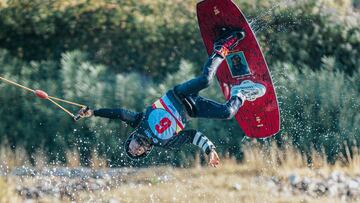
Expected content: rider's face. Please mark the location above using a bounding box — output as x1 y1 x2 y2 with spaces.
129 139 146 156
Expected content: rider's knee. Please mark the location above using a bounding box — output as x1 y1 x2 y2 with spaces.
173 85 182 97
223 106 238 120
223 110 234 120
199 75 213 88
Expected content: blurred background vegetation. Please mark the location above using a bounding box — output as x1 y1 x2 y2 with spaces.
0 0 359 167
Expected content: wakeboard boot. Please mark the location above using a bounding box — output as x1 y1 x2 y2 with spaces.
213 28 246 58
230 80 266 103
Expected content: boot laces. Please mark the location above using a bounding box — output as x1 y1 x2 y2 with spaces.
223 36 238 49
241 89 259 101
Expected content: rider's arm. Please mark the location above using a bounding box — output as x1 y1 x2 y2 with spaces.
94 108 143 128
164 129 216 154
157 129 219 167
187 130 216 154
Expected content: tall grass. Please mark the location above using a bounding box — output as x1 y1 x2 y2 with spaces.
239 140 360 176
0 176 21 203
0 143 29 172
1 140 360 174
1 141 360 202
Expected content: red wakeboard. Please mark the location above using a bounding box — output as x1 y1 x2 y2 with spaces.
197 0 280 138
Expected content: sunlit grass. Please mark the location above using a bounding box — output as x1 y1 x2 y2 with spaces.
2 139 360 173
0 176 21 203
1 141 360 202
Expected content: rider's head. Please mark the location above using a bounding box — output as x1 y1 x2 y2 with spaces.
124 131 153 160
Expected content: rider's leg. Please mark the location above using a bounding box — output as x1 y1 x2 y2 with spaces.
191 95 243 119
190 80 267 119
173 54 223 97
174 29 245 98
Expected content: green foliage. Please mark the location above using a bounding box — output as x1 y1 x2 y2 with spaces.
355 0 360 8
254 0 360 75
0 0 204 78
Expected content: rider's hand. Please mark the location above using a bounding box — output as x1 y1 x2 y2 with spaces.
208 149 220 168
77 107 94 118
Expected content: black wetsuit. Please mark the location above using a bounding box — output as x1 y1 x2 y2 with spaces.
94 54 242 154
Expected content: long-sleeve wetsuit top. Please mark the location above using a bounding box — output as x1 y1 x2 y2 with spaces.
93 90 216 155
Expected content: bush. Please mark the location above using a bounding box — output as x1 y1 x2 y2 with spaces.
253 0 360 75
275 62 360 163
1 0 358 78
0 0 204 78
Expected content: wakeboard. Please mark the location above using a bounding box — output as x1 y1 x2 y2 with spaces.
197 0 280 138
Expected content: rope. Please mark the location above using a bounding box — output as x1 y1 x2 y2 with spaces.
48 98 76 118
48 96 86 108
0 76 35 93
0 75 86 119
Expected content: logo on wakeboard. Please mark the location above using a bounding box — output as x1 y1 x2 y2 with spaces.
213 6 220 15
226 51 251 78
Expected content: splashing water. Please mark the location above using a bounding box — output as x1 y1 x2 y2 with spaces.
248 0 299 35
